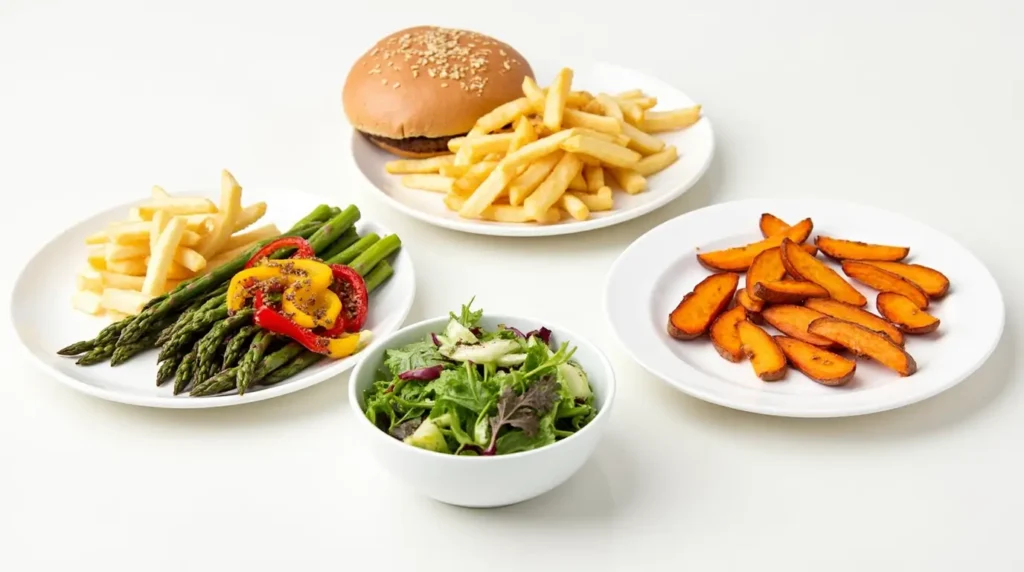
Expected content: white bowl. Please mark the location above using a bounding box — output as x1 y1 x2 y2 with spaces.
348 314 616 508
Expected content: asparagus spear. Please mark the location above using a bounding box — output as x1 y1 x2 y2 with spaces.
58 315 134 356
76 343 115 366
261 351 324 386
158 306 229 361
110 330 161 366
192 309 254 384
174 346 200 395
348 234 402 276
236 331 275 394
156 294 209 346
156 354 181 386
304 205 361 255
363 261 394 293
327 233 378 265
192 342 307 397
116 219 328 346
289 204 335 232
222 325 258 368
317 227 360 261
190 367 239 397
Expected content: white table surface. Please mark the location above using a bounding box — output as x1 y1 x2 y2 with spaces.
2 1 1022 570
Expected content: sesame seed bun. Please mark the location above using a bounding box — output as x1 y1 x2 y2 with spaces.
343 26 534 155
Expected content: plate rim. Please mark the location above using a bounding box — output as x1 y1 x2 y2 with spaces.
11 188 417 409
346 60 716 237
603 197 1006 418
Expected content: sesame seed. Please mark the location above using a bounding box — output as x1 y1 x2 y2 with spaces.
393 82 400 89
370 26 505 95
499 49 507 56
381 79 387 85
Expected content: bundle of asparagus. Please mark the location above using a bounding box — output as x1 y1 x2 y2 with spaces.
58 203 402 398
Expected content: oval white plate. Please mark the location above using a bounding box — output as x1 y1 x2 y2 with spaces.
604 199 1005 418
12 188 416 409
349 60 715 237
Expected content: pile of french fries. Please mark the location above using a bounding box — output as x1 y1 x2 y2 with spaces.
386 66 702 224
73 170 281 319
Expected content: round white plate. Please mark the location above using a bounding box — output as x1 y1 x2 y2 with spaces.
349 60 715 237
12 188 416 409
604 198 1005 418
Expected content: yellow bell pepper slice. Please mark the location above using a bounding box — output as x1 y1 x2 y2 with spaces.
264 259 333 291
324 333 361 359
227 258 335 313
227 266 281 312
282 288 342 329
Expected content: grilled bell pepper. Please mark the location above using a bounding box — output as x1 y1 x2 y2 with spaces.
245 237 315 268
227 258 333 315
329 264 368 332
252 291 361 359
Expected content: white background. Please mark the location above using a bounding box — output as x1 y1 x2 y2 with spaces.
1 1 1021 570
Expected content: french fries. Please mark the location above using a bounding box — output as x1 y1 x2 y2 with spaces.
74 169 276 319
385 155 455 174
378 66 703 224
401 174 456 194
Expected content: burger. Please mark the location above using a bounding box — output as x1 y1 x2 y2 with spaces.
343 26 534 158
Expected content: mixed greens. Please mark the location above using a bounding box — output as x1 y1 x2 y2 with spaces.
363 300 598 456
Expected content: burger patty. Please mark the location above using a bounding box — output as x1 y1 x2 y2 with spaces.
363 132 462 154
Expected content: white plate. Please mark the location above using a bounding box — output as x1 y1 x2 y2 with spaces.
604 199 1005 418
349 61 715 237
11 188 416 409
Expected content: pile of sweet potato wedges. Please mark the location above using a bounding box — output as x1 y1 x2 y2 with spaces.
667 213 950 386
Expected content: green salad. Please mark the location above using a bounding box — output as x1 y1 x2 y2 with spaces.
362 300 597 456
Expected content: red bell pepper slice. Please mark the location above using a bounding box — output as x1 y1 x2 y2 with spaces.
252 291 360 359
329 264 368 333
245 237 315 268
253 290 324 353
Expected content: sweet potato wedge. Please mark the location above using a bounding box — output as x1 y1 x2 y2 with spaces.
709 305 747 362
859 261 950 298
780 238 867 306
697 218 813 272
774 336 856 386
815 236 909 262
737 320 788 381
667 272 740 340
759 213 790 237
761 304 837 347
840 261 929 309
751 280 830 304
807 317 917 376
803 298 905 346
746 248 787 301
875 292 940 334
735 287 765 322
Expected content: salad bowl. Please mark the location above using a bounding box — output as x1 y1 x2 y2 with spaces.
348 311 616 508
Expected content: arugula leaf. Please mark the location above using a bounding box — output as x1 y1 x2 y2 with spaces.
450 297 484 328
432 362 496 415
521 340 576 381
383 340 444 377
484 376 560 455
